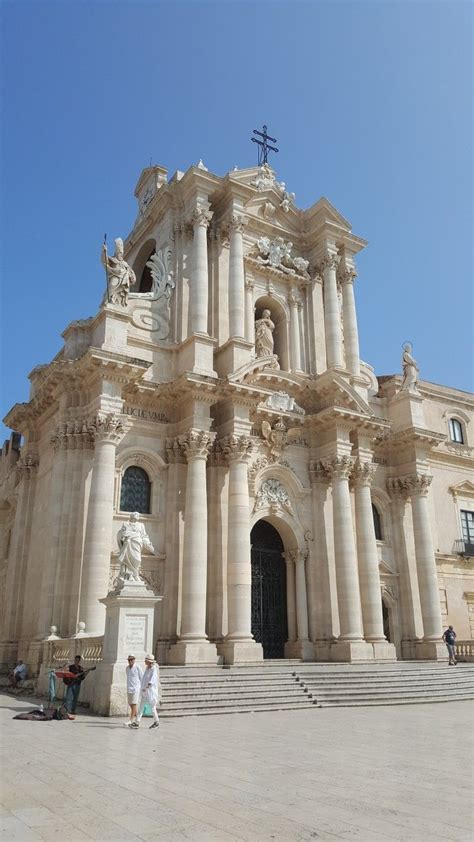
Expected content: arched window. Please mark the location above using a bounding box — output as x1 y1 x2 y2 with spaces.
372 503 383 541
449 418 464 444
120 466 151 514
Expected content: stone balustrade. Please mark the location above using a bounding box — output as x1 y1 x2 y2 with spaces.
455 640 474 662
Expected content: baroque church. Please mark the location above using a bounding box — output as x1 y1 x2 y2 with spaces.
1 154 473 678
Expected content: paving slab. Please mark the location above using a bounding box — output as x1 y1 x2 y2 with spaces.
0 692 472 841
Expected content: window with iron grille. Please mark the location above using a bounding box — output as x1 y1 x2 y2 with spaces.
449 418 464 444
120 466 151 514
460 510 474 544
372 503 383 541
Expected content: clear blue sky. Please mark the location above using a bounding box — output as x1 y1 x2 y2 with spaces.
1 0 472 441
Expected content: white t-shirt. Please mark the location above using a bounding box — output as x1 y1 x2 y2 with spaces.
126 663 143 693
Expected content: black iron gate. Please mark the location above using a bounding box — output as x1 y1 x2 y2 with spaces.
251 521 288 659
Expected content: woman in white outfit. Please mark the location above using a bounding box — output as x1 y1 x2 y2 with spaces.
131 654 159 729
125 655 143 726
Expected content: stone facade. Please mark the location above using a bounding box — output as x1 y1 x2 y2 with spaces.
0 160 473 674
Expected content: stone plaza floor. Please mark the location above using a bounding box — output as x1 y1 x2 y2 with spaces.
0 693 472 841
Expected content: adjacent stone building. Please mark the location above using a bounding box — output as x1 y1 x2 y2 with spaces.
1 159 473 674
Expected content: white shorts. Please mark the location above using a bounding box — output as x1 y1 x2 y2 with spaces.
127 691 139 705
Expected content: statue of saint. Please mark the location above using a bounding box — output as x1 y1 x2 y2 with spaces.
400 342 419 391
116 512 154 586
101 237 136 306
255 309 275 357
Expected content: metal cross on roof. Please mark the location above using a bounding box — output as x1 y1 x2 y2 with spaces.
251 125 279 166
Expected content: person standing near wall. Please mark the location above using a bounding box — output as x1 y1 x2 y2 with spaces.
443 625 457 665
125 655 143 727
130 655 159 729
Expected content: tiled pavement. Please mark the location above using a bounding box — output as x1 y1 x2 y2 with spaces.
0 693 472 841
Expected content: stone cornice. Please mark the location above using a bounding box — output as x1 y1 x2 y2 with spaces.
377 427 445 454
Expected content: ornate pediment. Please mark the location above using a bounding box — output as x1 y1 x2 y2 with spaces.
246 236 310 280
449 480 474 498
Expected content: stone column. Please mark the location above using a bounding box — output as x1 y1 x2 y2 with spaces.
168 431 218 664
288 289 302 372
403 475 444 658
283 553 297 649
79 415 126 635
352 460 396 660
321 253 343 369
219 435 262 663
245 279 254 343
289 548 313 659
325 456 373 661
340 268 360 376
309 461 333 660
387 479 422 659
191 206 212 335
228 214 247 339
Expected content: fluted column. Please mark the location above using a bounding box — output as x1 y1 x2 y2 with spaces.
292 549 310 641
228 214 247 339
325 456 364 640
288 289 302 372
387 479 422 656
352 460 385 642
245 279 254 342
79 414 126 634
403 475 443 642
283 554 297 643
191 206 212 334
309 461 334 649
321 253 344 369
339 268 360 376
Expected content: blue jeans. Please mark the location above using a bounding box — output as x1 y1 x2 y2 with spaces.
65 683 81 712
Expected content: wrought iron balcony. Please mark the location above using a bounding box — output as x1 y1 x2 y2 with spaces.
453 539 474 557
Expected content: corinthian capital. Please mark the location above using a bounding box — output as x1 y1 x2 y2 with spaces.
219 434 253 463
319 252 340 273
288 548 308 565
178 430 216 461
351 459 376 487
388 474 433 498
227 212 248 235
323 455 354 480
165 437 186 465
16 454 39 479
192 206 213 229
338 267 357 285
89 414 127 445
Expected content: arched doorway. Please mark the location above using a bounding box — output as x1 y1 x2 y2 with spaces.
251 520 288 658
382 599 392 642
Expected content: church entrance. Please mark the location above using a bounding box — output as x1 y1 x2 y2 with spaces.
382 599 392 642
250 520 288 659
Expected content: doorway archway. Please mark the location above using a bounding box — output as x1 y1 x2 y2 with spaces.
251 520 288 658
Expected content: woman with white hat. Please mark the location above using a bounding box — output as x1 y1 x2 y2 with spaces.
130 655 159 729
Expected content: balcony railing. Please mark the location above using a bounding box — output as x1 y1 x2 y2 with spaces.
453 540 474 557
455 640 474 662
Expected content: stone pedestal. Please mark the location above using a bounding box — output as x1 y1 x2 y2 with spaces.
218 640 263 664
92 581 161 716
177 334 217 377
330 640 374 662
390 389 426 430
285 639 314 661
416 641 447 661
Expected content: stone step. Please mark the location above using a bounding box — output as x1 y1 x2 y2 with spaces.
297 677 474 690
162 689 308 703
307 687 474 701
318 693 474 707
161 692 312 708
160 701 317 717
161 678 300 690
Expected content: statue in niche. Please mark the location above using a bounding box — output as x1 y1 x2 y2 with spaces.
255 309 275 357
101 238 136 307
400 341 420 392
115 512 155 587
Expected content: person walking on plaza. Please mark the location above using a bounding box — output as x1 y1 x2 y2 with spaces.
63 655 85 712
443 625 457 665
130 655 159 729
125 655 143 727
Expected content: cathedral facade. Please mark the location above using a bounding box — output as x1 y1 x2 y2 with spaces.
1 159 473 673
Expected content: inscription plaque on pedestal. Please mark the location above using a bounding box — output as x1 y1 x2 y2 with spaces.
125 615 147 650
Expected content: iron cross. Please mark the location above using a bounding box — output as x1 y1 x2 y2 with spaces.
251 125 279 165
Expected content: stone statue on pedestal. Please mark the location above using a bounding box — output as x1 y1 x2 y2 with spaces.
255 309 275 357
400 342 419 392
115 512 154 588
101 238 136 306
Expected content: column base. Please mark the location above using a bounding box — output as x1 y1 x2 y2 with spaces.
313 640 333 662
217 638 263 664
168 639 218 665
92 662 129 716
330 640 374 662
415 640 447 661
214 337 254 378
177 334 218 378
284 639 314 661
371 641 397 661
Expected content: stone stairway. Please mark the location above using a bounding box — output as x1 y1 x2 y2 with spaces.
159 662 474 716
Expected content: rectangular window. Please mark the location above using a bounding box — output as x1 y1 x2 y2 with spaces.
460 510 474 543
449 418 464 444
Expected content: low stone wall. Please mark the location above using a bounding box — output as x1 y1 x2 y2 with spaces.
36 636 103 707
